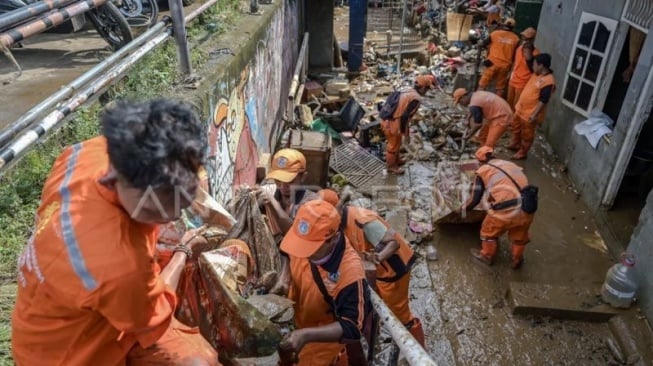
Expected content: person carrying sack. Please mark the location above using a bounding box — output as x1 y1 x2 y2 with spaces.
462 146 537 269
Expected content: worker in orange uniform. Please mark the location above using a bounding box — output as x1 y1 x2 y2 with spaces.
256 148 320 296
380 74 436 175
507 27 539 108
478 18 520 97
279 200 371 365
453 88 513 148
511 53 556 159
463 147 535 269
11 99 219 365
318 189 425 348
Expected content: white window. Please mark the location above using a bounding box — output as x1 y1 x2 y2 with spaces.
562 12 618 116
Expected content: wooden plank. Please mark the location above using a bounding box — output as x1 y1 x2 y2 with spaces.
507 282 619 322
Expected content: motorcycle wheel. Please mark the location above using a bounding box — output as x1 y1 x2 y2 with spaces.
86 2 133 50
120 0 159 28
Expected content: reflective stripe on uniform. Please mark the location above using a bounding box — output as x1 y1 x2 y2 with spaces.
58 143 98 291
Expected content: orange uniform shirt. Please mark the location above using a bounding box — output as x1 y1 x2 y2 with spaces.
487 29 520 68
515 73 556 121
509 45 540 89
287 236 369 366
12 137 176 366
469 91 514 126
474 159 528 221
382 89 421 136
342 206 416 282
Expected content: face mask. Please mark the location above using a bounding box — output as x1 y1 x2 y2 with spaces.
310 233 339 265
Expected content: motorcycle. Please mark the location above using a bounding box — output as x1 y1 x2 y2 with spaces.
0 0 133 51
116 0 159 28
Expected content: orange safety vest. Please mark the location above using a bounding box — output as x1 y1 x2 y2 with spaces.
476 159 528 220
488 29 520 68
509 44 540 89
288 239 367 366
515 73 556 121
342 206 416 282
469 91 513 126
382 89 422 136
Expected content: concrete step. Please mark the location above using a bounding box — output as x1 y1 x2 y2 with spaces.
506 281 619 322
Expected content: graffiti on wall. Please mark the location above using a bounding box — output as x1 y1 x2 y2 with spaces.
206 0 298 205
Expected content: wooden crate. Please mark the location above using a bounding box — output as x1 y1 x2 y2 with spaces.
286 130 332 189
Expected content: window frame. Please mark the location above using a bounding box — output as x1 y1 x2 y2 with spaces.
561 12 619 116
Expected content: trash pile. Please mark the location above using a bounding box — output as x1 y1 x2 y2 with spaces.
157 187 293 362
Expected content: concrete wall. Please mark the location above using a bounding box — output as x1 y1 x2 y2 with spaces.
190 0 300 205
535 0 628 209
627 190 653 321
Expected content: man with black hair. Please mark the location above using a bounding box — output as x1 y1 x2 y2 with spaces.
12 99 219 365
511 53 556 160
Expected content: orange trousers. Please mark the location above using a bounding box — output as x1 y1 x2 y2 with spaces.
477 119 510 148
381 120 403 154
506 85 523 109
480 211 534 246
127 318 220 365
297 343 346 366
479 64 511 96
510 115 538 151
377 274 414 325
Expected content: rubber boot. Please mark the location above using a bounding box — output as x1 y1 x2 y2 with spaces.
512 139 533 160
470 239 497 265
406 318 426 349
397 155 407 166
506 138 520 151
511 244 526 269
386 153 405 175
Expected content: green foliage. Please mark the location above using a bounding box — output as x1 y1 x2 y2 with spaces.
0 2 243 363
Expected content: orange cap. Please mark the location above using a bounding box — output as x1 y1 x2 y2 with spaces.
318 189 340 207
266 148 307 183
504 18 516 27
520 27 536 39
453 88 468 104
280 200 341 258
475 146 494 162
415 74 436 89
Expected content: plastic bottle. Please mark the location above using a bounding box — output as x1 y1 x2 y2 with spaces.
426 244 438 261
601 253 638 309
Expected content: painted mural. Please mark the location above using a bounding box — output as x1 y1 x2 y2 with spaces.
206 0 299 205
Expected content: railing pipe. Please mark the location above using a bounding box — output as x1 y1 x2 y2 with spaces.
168 0 191 75
0 0 79 31
0 30 171 171
369 290 437 366
0 0 107 48
0 19 170 149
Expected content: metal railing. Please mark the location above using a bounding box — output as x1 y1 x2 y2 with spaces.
0 0 211 174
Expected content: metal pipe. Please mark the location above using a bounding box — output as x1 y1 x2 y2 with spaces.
0 30 172 171
396 0 407 74
168 0 191 75
0 0 107 48
0 19 169 149
183 0 220 22
369 290 436 366
0 0 79 31
289 32 309 99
